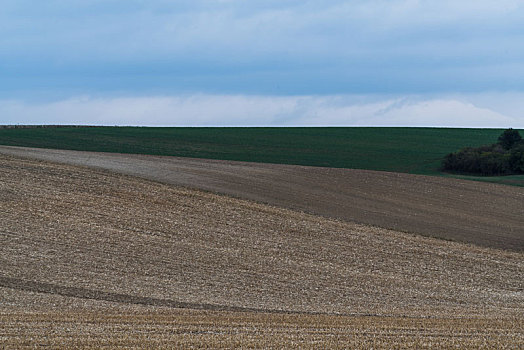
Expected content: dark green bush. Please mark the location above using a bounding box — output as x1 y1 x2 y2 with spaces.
442 129 523 176
498 128 522 150
509 143 524 173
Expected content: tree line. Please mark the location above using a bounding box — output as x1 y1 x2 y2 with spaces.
442 128 524 176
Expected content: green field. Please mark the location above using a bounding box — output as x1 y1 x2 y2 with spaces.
1 126 523 186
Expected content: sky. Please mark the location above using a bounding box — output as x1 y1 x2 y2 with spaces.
1 0 524 127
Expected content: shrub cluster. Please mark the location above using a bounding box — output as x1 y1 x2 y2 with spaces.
442 129 524 176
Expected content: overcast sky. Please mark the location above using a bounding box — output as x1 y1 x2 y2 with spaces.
2 0 524 127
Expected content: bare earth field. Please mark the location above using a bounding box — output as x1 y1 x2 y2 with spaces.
0 145 523 251
1 154 523 348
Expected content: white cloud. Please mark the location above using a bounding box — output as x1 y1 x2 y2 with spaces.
1 94 523 128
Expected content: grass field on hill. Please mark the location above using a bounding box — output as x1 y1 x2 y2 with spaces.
1 126 523 186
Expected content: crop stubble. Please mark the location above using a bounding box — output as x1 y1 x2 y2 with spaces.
2 310 523 349
0 154 523 348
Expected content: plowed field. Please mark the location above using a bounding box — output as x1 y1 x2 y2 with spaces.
1 154 523 348
1 145 522 251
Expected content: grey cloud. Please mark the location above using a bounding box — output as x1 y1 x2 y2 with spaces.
2 1 524 96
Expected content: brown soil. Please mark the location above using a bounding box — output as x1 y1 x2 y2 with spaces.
1 153 523 347
1 145 522 251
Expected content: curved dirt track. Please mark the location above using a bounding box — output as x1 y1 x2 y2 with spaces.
1 145 522 251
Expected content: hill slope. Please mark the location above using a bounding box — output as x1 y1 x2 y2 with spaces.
1 145 523 251
1 154 522 315
1 154 523 347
